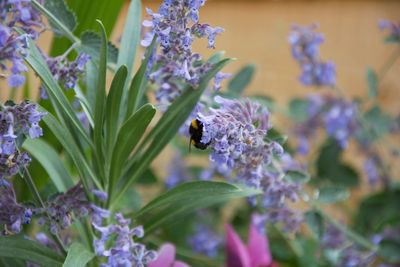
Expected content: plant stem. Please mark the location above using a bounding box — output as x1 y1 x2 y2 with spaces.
377 46 400 84
311 202 378 252
20 166 68 255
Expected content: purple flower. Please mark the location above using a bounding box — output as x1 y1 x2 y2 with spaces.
142 0 224 105
379 20 400 41
0 0 44 87
41 53 91 98
188 224 222 257
198 96 275 184
38 183 109 234
293 94 359 151
93 213 157 267
289 24 336 87
0 183 32 234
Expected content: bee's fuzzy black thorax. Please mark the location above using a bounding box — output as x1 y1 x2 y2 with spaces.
189 119 210 150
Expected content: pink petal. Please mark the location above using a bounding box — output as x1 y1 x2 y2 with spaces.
149 243 176 267
247 218 272 267
172 261 190 267
225 224 251 267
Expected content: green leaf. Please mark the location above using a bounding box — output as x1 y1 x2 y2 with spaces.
62 242 94 267
44 0 77 34
228 64 256 95
108 104 156 204
105 65 128 154
117 0 141 76
125 38 157 118
385 35 400 44
134 181 261 233
92 20 108 182
80 31 119 64
354 188 400 234
316 139 359 187
286 170 310 184
115 58 232 204
41 108 101 191
22 139 73 192
24 36 92 149
136 168 159 185
318 186 350 204
305 210 325 239
378 240 400 263
289 98 309 122
0 236 64 267
362 105 393 140
366 68 378 99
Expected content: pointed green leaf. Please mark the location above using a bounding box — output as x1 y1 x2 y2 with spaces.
135 181 261 233
0 236 64 267
285 170 310 184
228 64 256 95
125 38 157 118
105 65 128 154
117 0 141 75
62 242 94 267
41 108 101 191
23 139 73 192
304 210 325 239
108 104 156 204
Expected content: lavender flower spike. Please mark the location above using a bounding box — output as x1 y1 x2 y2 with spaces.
142 0 224 105
289 24 336 87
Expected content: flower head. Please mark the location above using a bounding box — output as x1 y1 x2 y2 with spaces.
0 183 32 234
94 213 157 267
142 0 224 105
0 0 43 87
289 24 336 87
379 19 400 42
188 224 222 258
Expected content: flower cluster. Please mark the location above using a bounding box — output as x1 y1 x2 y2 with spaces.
0 101 45 181
198 96 302 231
188 224 222 257
289 24 336 87
37 183 110 234
93 213 157 267
142 0 226 106
41 53 91 98
0 184 32 234
0 0 43 87
293 94 359 153
379 20 400 42
321 224 377 267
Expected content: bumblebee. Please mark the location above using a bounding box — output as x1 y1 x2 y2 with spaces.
189 119 210 151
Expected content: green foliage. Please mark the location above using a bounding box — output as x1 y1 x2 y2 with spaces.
134 181 261 233
228 64 256 95
318 186 350 204
316 139 359 187
23 139 74 192
305 210 325 239
0 236 64 267
44 0 77 35
289 98 309 122
354 188 400 234
62 242 94 267
286 170 310 184
366 67 378 99
80 31 119 64
362 105 393 140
